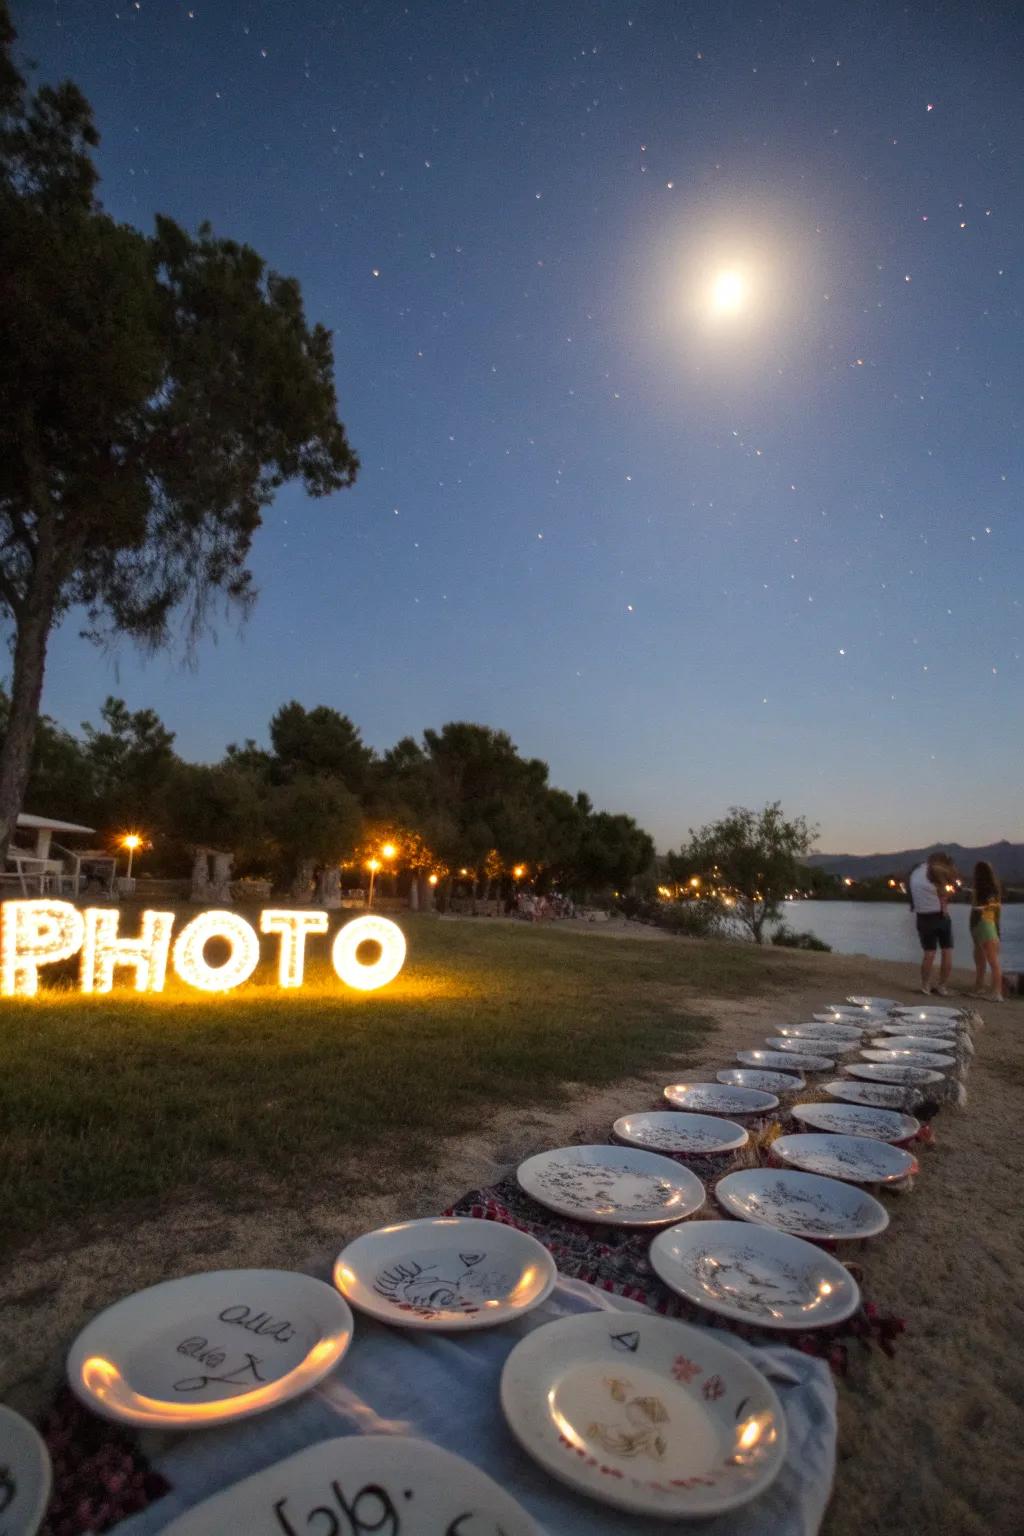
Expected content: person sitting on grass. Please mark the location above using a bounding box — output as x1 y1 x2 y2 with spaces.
908 852 956 996
968 860 1003 1003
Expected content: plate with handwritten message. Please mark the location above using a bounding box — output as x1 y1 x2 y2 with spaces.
334 1216 556 1330
613 1111 749 1155
715 1169 889 1240
861 1048 955 1070
765 1036 859 1056
161 1435 541 1535
872 1034 961 1053
500 1311 786 1517
716 1068 805 1094
664 1082 779 1114
736 1049 835 1072
844 1062 945 1086
890 1005 966 1023
845 996 897 1011
823 1078 924 1109
770 1133 918 1185
517 1145 706 1226
649 1219 861 1330
0 1402 52 1535
777 1022 865 1040
791 1101 920 1142
67 1269 353 1429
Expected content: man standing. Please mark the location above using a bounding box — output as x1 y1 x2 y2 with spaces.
908 852 956 995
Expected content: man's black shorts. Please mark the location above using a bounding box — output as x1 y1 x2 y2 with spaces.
916 912 953 952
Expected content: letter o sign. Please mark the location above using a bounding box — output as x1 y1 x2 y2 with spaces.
331 915 406 992
172 911 261 992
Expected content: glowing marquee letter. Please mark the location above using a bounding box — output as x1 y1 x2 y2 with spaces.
1 899 85 997
172 910 261 993
81 908 175 994
331 914 406 992
259 909 330 988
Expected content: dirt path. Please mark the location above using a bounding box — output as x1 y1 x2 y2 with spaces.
2 934 1021 1534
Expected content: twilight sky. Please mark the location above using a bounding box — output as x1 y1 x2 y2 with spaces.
18 0 1023 853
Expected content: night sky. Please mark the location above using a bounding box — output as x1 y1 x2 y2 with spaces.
17 1 1024 853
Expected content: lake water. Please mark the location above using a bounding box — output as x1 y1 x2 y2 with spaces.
779 900 1024 971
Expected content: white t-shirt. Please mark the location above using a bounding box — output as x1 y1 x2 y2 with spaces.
909 862 942 914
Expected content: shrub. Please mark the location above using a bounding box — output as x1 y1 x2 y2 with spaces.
771 923 831 952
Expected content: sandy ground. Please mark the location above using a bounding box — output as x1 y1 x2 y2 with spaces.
2 927 1021 1534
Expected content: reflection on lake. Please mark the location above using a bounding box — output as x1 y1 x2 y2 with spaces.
779 900 1024 971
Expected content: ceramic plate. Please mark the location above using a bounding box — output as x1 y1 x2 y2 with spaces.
819 1004 884 1017
67 1270 354 1429
736 1049 834 1071
823 1078 923 1108
649 1219 860 1330
765 1037 858 1056
872 1034 959 1052
846 996 897 1010
500 1311 786 1518
517 1145 705 1226
777 1023 864 1040
845 1063 944 1086
613 1111 748 1155
0 1403 52 1536
791 1101 920 1142
715 1168 889 1239
861 1048 955 1069
333 1217 556 1330
663 1082 779 1115
717 1068 805 1093
771 1133 918 1185
161 1435 541 1535
878 1019 959 1034
891 1005 965 1021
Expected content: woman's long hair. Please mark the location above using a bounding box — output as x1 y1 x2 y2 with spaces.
973 860 1000 906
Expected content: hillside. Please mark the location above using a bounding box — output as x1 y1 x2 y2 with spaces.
806 840 1024 882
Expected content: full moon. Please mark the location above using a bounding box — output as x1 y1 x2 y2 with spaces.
711 269 747 313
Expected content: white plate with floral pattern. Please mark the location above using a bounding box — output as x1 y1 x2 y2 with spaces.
613 1111 748 1155
500 1311 786 1518
161 1435 542 1535
715 1169 889 1240
663 1082 779 1115
717 1068 805 1094
823 1078 923 1108
67 1270 354 1429
517 1145 706 1227
649 1219 861 1330
872 1034 959 1052
777 1023 865 1040
737 1049 834 1072
333 1217 556 1331
771 1133 918 1185
765 1036 859 1056
845 1063 945 1086
791 1101 920 1142
0 1403 52 1536
846 996 897 1010
861 1048 955 1069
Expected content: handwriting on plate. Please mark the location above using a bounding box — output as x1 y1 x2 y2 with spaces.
272 1482 504 1535
219 1304 297 1342
174 1351 267 1394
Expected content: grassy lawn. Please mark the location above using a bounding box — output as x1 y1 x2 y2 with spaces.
0 910 798 1247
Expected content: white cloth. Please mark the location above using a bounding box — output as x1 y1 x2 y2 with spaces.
114 1274 837 1536
908 862 941 914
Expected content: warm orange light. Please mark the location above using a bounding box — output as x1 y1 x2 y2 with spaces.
1 899 85 997
690 876 701 888
367 857 381 872
121 834 142 851
427 874 439 886
331 915 407 991
459 868 468 876
381 843 397 860
513 865 525 879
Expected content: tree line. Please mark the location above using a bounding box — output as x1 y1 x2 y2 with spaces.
4 692 655 903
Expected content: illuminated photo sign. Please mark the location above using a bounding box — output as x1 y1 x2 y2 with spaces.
0 901 407 998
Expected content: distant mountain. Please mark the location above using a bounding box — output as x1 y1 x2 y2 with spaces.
806 840 1024 883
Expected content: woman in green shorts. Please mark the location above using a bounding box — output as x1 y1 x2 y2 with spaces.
969 860 1003 1002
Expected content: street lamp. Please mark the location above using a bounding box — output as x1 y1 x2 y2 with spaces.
122 833 142 880
367 857 381 908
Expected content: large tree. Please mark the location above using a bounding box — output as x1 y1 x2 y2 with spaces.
668 802 817 943
0 5 357 857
